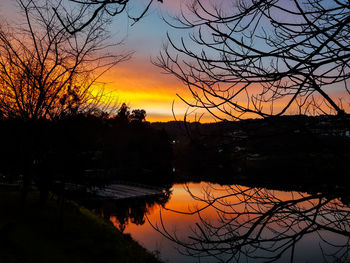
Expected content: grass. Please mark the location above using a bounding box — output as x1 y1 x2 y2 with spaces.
0 184 162 263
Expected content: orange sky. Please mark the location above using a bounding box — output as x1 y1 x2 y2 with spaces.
1 0 349 122
100 57 350 122
96 0 350 122
99 57 217 122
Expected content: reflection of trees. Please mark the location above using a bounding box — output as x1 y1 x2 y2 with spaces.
92 189 171 232
155 184 350 263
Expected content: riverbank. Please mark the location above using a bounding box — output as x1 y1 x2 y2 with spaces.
0 185 162 263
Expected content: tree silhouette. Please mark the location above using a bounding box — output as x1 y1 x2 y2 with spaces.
155 0 350 120
54 0 164 34
114 103 131 124
0 0 131 205
0 0 130 120
130 109 146 122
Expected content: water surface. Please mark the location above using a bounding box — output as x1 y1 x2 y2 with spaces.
96 182 350 263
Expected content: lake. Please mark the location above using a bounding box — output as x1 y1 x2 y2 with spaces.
91 182 350 263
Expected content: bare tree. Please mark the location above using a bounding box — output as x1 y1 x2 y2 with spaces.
0 0 130 120
152 184 350 262
155 0 350 120
54 0 164 34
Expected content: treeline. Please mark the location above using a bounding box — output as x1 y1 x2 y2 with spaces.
153 117 350 187
0 104 173 204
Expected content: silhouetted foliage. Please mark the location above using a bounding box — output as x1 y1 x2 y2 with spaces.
0 106 173 205
114 103 131 124
114 104 147 124
130 109 147 123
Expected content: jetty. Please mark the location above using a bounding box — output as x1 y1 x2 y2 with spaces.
65 182 166 200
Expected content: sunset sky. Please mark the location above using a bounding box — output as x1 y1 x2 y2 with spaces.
1 0 348 122
90 0 350 121
0 0 208 122
98 0 198 122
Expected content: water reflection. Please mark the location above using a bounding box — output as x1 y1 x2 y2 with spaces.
86 190 171 232
154 184 350 263
87 183 350 263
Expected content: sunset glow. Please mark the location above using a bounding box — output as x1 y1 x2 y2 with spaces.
1 1 349 263
1 0 349 122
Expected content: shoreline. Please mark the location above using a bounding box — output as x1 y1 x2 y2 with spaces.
0 185 163 263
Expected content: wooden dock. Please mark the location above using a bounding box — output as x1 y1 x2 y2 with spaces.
65 183 166 200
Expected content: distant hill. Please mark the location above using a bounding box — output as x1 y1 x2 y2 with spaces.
151 115 350 140
151 115 350 186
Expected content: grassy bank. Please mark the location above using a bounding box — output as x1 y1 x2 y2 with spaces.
0 185 162 263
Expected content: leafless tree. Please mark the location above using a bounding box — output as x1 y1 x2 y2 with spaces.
152 184 350 263
54 0 164 34
155 0 350 120
0 0 131 120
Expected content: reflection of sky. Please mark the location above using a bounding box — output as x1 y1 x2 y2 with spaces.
124 183 350 263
